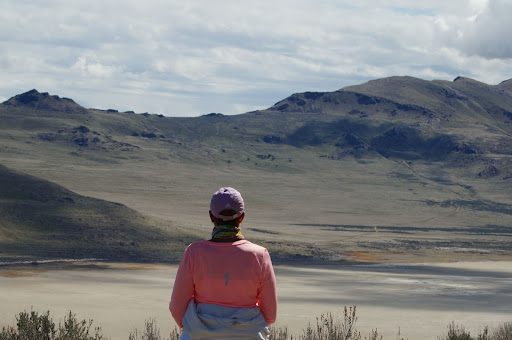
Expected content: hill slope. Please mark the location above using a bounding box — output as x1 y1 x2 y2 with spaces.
0 165 335 263
1 77 511 263
0 164 196 262
266 76 512 177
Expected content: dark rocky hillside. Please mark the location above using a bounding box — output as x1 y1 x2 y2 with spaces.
265 76 512 178
0 165 192 262
3 89 87 113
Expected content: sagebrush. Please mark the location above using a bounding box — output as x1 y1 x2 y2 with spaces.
1 308 511 340
0 310 105 340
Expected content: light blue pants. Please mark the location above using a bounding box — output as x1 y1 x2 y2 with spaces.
179 332 191 340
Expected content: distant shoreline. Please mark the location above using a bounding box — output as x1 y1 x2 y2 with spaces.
0 258 106 266
1 253 512 273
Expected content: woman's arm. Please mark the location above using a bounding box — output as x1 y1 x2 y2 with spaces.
257 249 277 325
169 246 195 328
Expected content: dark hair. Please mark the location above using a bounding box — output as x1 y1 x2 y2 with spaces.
212 209 242 226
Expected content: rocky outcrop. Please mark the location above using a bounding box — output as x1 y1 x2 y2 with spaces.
2 89 87 113
270 89 436 119
478 165 500 178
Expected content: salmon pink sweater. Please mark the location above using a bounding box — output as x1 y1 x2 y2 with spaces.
169 240 277 327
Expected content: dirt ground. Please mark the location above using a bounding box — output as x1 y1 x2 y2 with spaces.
1 261 511 340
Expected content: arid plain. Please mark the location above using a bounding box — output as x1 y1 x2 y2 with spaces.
1 151 511 339
1 261 511 339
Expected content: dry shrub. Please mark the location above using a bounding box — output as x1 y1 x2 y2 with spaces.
128 319 181 340
0 310 105 340
2 308 510 340
439 321 512 340
299 306 381 340
491 321 512 340
270 325 291 340
440 322 473 340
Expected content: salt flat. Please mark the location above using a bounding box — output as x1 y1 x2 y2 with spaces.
1 261 511 339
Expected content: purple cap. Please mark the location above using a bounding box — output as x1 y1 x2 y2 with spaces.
210 187 245 221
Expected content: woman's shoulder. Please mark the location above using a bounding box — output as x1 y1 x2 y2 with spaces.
238 240 267 251
186 240 269 256
186 240 211 250
236 241 272 259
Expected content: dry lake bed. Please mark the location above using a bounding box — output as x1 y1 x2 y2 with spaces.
1 261 511 339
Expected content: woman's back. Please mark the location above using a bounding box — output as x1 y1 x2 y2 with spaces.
170 239 277 326
169 187 277 339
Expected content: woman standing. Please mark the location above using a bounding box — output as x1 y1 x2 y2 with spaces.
170 187 277 339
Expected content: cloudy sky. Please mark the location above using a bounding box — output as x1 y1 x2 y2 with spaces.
1 0 511 117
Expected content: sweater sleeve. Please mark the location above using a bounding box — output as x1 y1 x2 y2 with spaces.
169 246 194 328
257 249 277 325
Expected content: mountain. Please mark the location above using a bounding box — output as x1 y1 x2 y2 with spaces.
4 76 511 177
1 77 511 263
267 76 512 176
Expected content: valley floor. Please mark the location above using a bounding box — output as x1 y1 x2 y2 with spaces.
1 260 511 339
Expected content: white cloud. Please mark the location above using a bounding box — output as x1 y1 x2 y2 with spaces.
1 0 511 116
461 0 512 58
431 0 512 59
72 57 122 78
